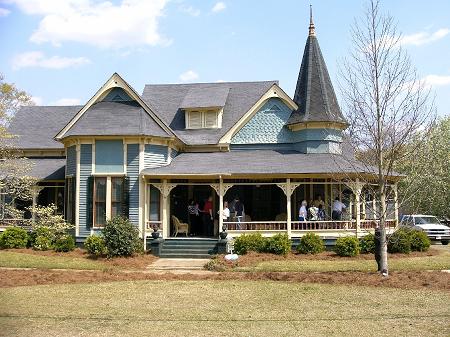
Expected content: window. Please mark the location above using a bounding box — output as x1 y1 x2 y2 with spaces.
149 185 161 221
111 177 123 218
94 177 107 227
187 110 220 129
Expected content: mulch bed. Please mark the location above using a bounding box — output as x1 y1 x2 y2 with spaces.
3 248 158 270
1 269 449 291
231 249 441 268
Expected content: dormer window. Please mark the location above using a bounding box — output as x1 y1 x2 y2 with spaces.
186 109 222 129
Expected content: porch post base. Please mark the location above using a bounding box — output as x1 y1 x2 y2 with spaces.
150 238 165 257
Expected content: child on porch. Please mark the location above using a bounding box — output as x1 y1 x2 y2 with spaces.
299 200 308 221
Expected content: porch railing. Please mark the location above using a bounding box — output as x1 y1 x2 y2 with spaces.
359 219 397 229
291 220 355 231
225 221 287 231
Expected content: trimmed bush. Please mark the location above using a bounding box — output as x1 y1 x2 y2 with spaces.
54 235 75 252
233 233 265 255
297 233 325 254
409 230 431 252
335 237 360 257
103 216 143 257
264 234 292 256
388 228 411 254
359 233 375 254
0 227 29 249
84 235 107 256
32 227 55 251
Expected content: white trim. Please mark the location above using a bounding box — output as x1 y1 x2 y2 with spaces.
91 172 126 177
139 141 145 238
106 177 112 220
55 73 176 140
123 141 127 174
75 143 80 237
91 139 96 174
219 84 298 144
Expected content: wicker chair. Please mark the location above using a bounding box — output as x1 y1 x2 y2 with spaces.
172 215 189 237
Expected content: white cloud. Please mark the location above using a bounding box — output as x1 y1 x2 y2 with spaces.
211 2 226 13
179 70 199 82
401 28 450 46
0 7 11 17
12 51 90 70
51 98 81 105
179 4 200 17
9 0 170 49
422 74 450 87
31 96 43 105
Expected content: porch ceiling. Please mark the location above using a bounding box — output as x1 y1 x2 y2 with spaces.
141 150 383 177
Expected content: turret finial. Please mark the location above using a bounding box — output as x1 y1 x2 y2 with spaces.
309 5 315 36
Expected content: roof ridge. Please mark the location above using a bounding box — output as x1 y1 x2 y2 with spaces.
144 80 279 86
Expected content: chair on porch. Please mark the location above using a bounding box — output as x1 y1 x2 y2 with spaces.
172 215 189 237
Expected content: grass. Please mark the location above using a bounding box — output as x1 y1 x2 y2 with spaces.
0 251 108 271
235 247 450 273
0 280 449 337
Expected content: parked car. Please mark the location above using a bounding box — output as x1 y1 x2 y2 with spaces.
400 215 450 245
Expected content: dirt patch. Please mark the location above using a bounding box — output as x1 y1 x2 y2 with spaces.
230 248 442 267
1 268 449 291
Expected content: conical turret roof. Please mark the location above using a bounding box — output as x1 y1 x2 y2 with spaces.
287 8 347 126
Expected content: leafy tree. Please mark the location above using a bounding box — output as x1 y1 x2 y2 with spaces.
397 117 450 218
0 73 36 221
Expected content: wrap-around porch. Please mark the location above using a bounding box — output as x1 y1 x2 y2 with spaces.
143 176 398 241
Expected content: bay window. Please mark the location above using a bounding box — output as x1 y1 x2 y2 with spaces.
92 176 127 228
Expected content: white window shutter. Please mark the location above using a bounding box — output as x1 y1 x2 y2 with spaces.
188 111 202 129
204 111 217 128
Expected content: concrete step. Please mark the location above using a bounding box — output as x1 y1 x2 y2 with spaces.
158 253 213 259
161 248 216 254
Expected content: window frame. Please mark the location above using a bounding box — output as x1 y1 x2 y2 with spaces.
93 177 107 228
186 109 220 129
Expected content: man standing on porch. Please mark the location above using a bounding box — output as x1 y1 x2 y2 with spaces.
332 197 346 220
234 197 244 229
202 196 214 236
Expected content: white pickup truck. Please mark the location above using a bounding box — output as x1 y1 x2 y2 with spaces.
400 215 450 245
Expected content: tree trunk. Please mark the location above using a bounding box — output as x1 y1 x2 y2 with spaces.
378 185 388 275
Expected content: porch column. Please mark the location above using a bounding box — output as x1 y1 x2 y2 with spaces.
161 179 169 239
354 180 362 237
218 177 224 236
372 195 376 220
286 178 292 239
393 183 399 226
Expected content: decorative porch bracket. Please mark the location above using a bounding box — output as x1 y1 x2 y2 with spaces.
275 182 301 198
151 183 178 198
210 183 234 196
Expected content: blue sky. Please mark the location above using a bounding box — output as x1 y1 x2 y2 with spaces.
0 0 449 116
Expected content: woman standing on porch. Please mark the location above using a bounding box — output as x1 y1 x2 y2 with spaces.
201 196 214 236
187 199 200 236
299 200 308 221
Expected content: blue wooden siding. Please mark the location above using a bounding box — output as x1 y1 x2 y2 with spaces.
127 144 139 227
103 87 133 102
79 144 92 237
66 146 76 176
144 144 168 168
95 140 124 173
231 98 294 144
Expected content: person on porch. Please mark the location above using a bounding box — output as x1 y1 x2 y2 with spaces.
234 196 244 229
332 197 346 220
299 200 308 221
317 204 326 221
201 196 214 236
187 199 200 236
221 201 230 222
314 194 324 208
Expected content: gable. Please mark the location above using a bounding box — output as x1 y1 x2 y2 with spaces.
102 87 133 102
231 98 294 144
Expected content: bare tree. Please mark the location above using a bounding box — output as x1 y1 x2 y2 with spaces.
339 0 435 276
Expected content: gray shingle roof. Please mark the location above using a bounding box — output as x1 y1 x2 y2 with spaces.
180 85 230 109
141 150 376 176
8 106 81 149
287 34 347 125
63 101 171 138
28 157 66 180
142 81 277 145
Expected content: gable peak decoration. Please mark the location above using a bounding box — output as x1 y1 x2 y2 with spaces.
54 73 178 141
287 8 347 129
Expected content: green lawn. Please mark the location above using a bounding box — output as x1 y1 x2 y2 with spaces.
0 251 108 271
235 247 450 273
0 280 449 337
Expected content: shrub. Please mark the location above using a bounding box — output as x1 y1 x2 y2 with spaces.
204 257 228 272
32 227 55 251
388 228 411 254
0 227 29 249
264 234 292 255
409 230 431 252
54 235 75 252
335 236 360 257
84 235 107 256
359 233 375 254
103 216 143 257
233 233 266 255
297 233 325 254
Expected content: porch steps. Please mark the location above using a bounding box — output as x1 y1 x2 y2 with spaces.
158 238 218 259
